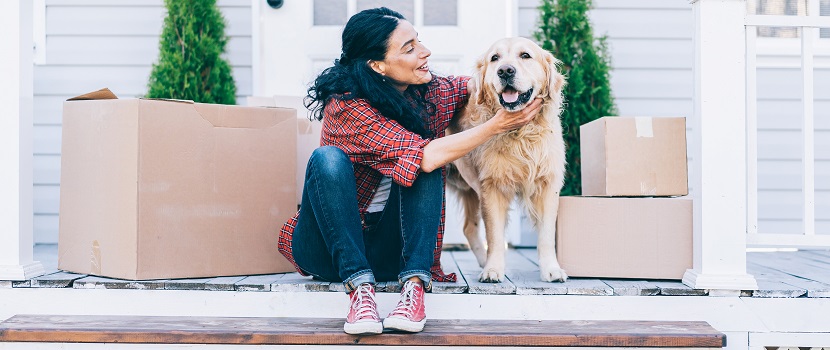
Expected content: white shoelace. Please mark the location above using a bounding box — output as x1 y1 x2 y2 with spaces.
351 284 379 321
390 281 420 317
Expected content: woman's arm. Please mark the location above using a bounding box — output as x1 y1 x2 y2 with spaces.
419 98 543 173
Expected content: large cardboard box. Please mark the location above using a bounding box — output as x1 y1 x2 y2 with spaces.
556 196 692 280
246 96 322 205
580 117 688 196
59 89 298 280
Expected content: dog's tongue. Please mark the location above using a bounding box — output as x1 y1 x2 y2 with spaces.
502 88 520 103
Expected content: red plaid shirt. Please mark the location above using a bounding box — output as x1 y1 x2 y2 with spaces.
279 75 470 282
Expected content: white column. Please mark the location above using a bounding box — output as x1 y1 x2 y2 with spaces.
0 0 45 280
682 0 757 291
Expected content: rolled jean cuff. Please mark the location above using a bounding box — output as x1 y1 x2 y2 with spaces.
344 269 375 293
399 270 432 292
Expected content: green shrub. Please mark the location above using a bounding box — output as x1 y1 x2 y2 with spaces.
534 0 617 195
147 0 236 104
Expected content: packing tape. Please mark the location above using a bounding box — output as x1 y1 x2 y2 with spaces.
635 116 654 138
90 240 102 275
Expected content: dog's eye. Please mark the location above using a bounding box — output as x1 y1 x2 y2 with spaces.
520 52 532 59
490 54 500 62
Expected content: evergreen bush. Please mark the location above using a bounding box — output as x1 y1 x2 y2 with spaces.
534 0 617 196
147 0 236 104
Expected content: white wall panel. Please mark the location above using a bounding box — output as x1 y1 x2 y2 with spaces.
46 6 251 37
33 155 61 185
33 215 59 244
46 36 252 66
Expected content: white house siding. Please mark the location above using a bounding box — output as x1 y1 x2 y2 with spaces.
33 0 252 243
519 0 830 237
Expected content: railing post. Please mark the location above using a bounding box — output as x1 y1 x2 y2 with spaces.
682 0 757 292
0 0 45 280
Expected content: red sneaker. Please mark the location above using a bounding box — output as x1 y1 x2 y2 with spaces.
343 283 382 335
383 280 426 332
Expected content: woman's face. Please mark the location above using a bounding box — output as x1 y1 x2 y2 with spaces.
370 20 432 92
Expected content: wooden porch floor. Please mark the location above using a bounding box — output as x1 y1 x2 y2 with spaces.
3 244 830 298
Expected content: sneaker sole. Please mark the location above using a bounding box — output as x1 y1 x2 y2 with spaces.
343 321 383 335
383 317 426 333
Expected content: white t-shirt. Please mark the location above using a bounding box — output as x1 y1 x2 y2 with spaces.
366 176 393 213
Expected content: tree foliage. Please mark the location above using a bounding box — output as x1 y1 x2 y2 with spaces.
147 0 236 104
534 0 617 195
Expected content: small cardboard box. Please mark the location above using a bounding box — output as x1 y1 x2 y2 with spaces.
556 196 692 280
59 89 298 280
580 117 688 196
246 96 322 206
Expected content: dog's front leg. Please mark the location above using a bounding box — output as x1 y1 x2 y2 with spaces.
533 187 567 282
478 183 511 283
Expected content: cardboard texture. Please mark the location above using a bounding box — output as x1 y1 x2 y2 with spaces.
580 117 688 197
556 196 693 280
246 96 322 205
59 91 298 280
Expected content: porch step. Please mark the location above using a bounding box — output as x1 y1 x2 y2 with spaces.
0 314 725 347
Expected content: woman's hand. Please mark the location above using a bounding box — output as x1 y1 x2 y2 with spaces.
420 98 543 173
487 98 543 134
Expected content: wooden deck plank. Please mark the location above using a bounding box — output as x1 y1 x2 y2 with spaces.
505 249 567 295
750 252 830 287
73 276 166 290
234 274 284 292
270 273 333 292
203 276 246 291
515 248 613 295
604 280 661 296
0 315 727 347
652 281 708 296
31 271 87 288
747 259 830 298
432 251 468 294
746 262 808 298
452 251 516 295
163 278 213 291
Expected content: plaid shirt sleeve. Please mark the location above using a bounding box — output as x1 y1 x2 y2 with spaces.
324 98 430 188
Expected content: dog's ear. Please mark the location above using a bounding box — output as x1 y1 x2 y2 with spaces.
542 50 566 100
473 53 488 106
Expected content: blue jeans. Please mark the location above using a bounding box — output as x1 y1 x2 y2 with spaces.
291 146 442 293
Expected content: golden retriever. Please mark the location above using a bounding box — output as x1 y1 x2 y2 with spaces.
448 37 567 283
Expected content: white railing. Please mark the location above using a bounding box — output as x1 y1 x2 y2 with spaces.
745 0 830 248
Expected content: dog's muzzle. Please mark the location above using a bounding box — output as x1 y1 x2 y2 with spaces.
499 86 534 111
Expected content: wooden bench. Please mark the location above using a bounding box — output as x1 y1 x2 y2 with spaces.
0 315 725 347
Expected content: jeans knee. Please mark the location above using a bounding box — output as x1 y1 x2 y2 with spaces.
309 146 352 180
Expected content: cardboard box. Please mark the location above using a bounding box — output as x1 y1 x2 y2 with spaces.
59 89 298 280
580 117 688 196
556 196 692 280
246 96 322 205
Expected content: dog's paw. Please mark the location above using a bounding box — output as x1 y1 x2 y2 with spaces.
540 267 568 283
478 267 505 283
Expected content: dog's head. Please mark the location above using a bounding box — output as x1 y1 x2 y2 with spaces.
473 37 565 112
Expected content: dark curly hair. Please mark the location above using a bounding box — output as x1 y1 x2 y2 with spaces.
305 7 435 138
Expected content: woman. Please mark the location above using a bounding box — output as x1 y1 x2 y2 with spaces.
278 7 541 335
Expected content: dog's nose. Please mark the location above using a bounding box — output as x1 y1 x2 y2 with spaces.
497 65 516 79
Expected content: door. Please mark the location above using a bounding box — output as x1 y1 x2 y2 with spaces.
255 0 517 97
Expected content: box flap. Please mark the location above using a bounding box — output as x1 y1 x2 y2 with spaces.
67 88 118 101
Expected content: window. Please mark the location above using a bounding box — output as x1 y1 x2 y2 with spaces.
748 0 830 38
312 0 457 27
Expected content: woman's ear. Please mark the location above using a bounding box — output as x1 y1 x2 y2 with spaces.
368 60 385 76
